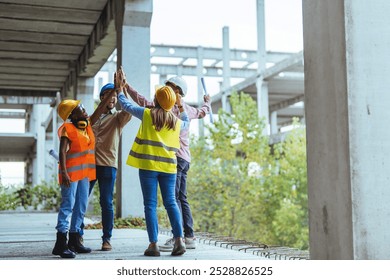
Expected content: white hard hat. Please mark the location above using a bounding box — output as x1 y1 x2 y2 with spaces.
165 76 188 97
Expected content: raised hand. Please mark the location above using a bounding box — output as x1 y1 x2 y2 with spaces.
120 66 127 86
115 66 127 90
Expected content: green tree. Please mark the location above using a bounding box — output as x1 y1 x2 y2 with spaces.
267 119 308 248
188 92 309 249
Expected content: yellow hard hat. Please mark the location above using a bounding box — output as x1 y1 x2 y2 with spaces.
57 99 80 121
155 86 176 111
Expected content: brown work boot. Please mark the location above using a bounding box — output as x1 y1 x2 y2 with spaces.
102 240 112 251
171 237 186 256
144 242 160 257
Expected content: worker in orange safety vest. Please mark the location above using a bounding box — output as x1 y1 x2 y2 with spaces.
52 99 95 258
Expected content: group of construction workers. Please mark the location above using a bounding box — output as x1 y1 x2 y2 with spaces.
52 67 211 258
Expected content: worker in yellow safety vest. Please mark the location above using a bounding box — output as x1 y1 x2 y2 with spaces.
112 66 190 257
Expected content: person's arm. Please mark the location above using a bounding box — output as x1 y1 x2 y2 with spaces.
125 83 155 108
59 136 71 187
89 90 118 125
184 95 211 120
116 109 132 127
115 66 146 120
115 65 154 108
116 79 133 126
120 86 132 114
117 92 145 120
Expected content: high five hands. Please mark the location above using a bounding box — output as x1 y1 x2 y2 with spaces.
115 66 127 92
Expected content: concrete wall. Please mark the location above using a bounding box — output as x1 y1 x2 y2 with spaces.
303 0 390 259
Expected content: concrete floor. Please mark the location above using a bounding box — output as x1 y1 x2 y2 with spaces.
0 212 267 260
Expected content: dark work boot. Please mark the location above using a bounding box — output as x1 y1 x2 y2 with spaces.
52 232 76 258
144 242 160 257
68 232 91 253
171 237 186 256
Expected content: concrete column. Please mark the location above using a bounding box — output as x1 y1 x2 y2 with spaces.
31 104 48 185
25 157 32 185
270 111 278 135
256 0 266 72
77 77 95 116
107 58 116 85
303 0 390 259
256 79 269 134
256 0 269 134
222 26 231 113
116 0 152 218
24 107 32 185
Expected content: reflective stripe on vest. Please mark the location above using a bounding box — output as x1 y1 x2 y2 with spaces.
67 149 95 159
129 150 177 164
58 123 96 184
66 163 96 173
126 109 180 174
134 137 179 153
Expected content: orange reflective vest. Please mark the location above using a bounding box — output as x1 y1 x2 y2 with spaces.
58 123 96 184
126 109 180 174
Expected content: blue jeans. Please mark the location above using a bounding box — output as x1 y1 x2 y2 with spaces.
56 177 89 233
139 169 183 243
175 157 194 238
89 166 117 242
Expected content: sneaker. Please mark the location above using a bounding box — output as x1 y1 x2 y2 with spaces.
184 237 196 249
159 237 174 252
102 240 112 251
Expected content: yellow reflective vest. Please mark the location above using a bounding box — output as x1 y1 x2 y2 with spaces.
127 109 180 173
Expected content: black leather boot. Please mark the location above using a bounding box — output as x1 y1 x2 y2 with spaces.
68 232 91 253
52 232 76 258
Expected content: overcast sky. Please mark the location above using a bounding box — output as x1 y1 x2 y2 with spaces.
149 0 303 100
151 0 303 52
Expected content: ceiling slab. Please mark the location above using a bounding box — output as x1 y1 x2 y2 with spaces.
0 0 117 98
